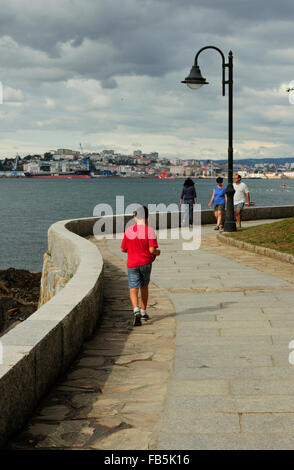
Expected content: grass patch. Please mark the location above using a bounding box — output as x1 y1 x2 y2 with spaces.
224 218 294 256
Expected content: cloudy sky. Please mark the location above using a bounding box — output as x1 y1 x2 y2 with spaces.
0 0 294 160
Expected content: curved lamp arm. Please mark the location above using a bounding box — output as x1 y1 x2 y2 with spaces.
194 46 227 96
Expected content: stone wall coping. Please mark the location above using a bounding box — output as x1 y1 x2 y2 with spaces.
60 205 294 231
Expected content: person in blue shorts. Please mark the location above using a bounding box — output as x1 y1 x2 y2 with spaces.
208 177 227 231
121 205 161 326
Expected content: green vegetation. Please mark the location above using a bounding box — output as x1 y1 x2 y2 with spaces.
225 218 294 256
43 152 53 161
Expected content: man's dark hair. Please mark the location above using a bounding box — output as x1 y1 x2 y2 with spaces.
183 178 195 187
134 205 148 220
216 177 223 184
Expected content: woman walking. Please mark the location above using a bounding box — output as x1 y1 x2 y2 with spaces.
208 177 227 230
179 178 197 226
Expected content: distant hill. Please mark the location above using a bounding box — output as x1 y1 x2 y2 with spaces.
214 157 294 166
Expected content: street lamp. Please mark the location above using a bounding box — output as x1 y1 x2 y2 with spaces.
182 46 236 232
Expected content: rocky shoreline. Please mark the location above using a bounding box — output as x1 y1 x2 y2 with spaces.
0 268 41 335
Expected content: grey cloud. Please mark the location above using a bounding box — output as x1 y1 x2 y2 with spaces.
0 1 234 83
99 78 118 89
0 0 294 159
177 0 294 21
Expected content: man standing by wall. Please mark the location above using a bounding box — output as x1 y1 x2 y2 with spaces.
233 174 251 229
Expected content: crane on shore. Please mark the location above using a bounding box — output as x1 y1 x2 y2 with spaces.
12 153 20 175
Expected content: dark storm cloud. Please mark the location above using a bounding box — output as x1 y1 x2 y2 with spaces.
0 0 294 158
0 0 233 82
209 0 294 20
167 0 294 21
0 0 293 83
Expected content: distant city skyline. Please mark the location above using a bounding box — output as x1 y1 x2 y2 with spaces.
0 1 294 159
2 146 294 162
2 147 294 180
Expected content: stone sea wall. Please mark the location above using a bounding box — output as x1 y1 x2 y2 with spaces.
38 252 70 307
0 218 103 447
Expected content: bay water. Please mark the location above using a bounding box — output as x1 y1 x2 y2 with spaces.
1 177 293 272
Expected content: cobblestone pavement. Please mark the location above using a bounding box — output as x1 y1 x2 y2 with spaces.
8 239 175 450
8 220 294 450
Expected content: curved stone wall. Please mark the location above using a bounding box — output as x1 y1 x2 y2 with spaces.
0 219 103 447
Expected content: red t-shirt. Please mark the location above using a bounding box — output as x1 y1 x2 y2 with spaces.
121 224 158 268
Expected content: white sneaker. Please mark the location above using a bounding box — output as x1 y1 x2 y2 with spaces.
140 310 150 321
133 308 141 326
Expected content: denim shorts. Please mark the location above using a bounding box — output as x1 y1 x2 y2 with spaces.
128 263 152 288
234 202 245 211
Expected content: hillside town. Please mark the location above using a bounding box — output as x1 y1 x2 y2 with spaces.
1 148 294 178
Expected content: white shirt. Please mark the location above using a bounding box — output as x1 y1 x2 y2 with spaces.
233 182 249 204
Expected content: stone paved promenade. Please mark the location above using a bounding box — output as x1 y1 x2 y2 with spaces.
9 221 294 450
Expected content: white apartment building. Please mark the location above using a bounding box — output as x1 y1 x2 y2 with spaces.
170 165 185 176
284 171 294 178
27 161 40 173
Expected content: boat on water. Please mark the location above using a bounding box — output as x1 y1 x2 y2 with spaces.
240 173 264 179
24 170 92 179
156 172 175 179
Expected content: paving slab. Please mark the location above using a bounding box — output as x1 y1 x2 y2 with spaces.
160 411 240 434
241 413 294 433
165 395 294 413
158 432 294 450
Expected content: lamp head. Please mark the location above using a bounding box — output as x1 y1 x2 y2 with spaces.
181 64 208 89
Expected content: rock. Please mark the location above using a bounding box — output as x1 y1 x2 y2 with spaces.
0 297 20 332
38 405 70 421
0 268 41 334
90 427 153 450
114 352 154 365
94 416 123 428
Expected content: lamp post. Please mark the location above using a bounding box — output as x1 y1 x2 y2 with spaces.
182 46 236 232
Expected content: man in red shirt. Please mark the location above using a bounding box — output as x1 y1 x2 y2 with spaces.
121 205 161 326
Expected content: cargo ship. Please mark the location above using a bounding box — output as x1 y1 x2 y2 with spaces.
24 170 91 179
